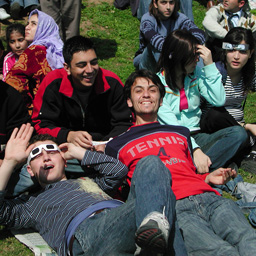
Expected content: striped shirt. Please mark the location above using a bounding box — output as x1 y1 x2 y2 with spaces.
0 150 127 256
201 74 256 122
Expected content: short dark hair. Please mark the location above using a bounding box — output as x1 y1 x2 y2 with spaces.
124 69 165 100
158 29 200 92
28 134 58 147
149 0 180 25
63 36 96 65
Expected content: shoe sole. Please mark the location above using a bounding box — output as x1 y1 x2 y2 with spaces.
135 219 167 253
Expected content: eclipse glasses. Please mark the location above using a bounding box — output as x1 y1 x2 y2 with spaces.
27 144 60 164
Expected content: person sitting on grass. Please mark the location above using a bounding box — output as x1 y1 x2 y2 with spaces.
3 23 28 81
0 123 187 255
5 9 64 114
133 0 205 72
203 0 256 61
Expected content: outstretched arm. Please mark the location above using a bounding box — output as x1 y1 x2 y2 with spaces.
0 124 34 191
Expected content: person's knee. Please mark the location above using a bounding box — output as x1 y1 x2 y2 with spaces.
135 155 170 177
231 126 248 144
137 155 162 168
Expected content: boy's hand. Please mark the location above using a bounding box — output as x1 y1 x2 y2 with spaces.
59 142 86 161
5 123 34 166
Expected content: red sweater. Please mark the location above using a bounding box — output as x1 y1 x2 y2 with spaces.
106 122 220 200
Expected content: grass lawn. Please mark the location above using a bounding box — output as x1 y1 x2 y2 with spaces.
0 0 255 254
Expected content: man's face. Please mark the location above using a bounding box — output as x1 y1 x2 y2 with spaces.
127 77 162 121
223 0 245 13
27 140 67 187
64 49 99 90
153 0 175 20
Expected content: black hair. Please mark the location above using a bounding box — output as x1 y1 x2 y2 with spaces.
5 23 26 52
63 36 96 65
221 27 255 91
0 39 4 51
158 29 200 92
28 134 58 147
149 0 180 26
124 69 165 101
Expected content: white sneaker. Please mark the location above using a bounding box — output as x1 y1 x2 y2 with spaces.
135 210 170 255
0 8 10 20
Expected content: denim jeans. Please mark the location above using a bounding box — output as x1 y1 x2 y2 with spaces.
192 126 248 171
176 192 256 256
133 45 160 73
10 0 39 8
73 155 187 256
137 0 150 20
180 0 194 21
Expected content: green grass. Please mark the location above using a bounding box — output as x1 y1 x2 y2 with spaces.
0 0 256 254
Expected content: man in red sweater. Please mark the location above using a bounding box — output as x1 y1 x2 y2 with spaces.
106 69 256 255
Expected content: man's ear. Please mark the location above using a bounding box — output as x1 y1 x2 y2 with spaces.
127 98 133 108
59 151 68 167
27 165 35 177
64 63 71 75
160 97 163 106
153 0 158 9
238 0 245 8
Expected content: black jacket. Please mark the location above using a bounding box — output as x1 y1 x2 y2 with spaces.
32 68 133 144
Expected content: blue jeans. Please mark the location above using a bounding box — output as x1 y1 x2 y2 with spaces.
180 0 194 21
192 126 248 171
133 44 160 73
137 0 151 20
73 156 187 256
176 192 256 256
10 0 39 8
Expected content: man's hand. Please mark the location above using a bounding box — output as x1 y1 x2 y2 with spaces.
59 142 86 161
205 168 237 185
67 131 93 149
94 144 106 153
193 148 211 173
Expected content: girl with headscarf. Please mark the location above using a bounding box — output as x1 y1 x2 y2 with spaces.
5 9 64 114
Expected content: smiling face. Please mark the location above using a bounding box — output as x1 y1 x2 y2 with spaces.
64 49 99 90
25 14 38 43
225 40 253 72
223 0 245 13
127 77 163 124
27 140 67 187
9 31 28 56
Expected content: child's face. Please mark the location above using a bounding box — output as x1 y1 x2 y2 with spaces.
154 0 175 20
223 0 245 13
9 31 28 56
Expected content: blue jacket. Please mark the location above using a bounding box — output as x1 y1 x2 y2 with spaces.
157 63 225 149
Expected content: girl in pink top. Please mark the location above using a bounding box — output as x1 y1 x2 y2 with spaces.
3 23 28 81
